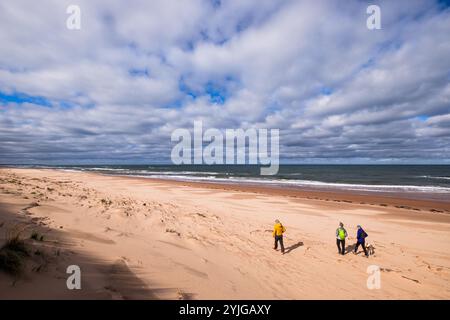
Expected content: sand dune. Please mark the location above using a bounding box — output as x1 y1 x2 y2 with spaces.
0 168 449 299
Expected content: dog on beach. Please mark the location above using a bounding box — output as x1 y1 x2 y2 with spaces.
366 242 375 256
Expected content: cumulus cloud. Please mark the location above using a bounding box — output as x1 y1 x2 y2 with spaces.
0 0 449 164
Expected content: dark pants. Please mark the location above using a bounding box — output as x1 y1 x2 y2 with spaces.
355 240 369 256
274 235 285 253
336 239 345 255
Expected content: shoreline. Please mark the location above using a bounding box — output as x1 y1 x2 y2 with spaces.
4 166 448 212
60 169 450 213
2 165 450 198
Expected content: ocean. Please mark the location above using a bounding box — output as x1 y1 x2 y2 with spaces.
12 164 450 196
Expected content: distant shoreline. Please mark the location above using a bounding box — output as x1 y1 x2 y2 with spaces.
7 167 450 213
127 175 450 214
119 174 450 201
2 164 450 198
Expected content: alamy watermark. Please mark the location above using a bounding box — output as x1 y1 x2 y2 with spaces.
366 265 381 289
66 265 81 290
64 4 380 31
171 121 279 175
66 5 81 30
366 5 381 30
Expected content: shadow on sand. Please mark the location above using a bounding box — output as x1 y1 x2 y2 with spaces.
284 241 304 254
0 196 172 299
344 243 356 254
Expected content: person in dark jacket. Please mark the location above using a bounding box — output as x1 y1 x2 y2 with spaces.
354 225 369 257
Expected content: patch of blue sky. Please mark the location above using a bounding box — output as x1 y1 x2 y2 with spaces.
236 19 251 33
210 0 221 9
319 87 333 96
265 101 282 114
177 76 238 105
198 27 231 46
0 66 28 73
360 57 376 70
353 41 395 76
184 40 196 51
164 98 185 109
378 41 402 58
178 77 198 100
0 91 51 107
205 82 227 104
438 0 450 9
182 33 220 51
58 100 80 109
416 115 429 121
199 29 209 42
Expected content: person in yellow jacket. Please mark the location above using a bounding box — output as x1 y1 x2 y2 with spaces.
273 219 286 254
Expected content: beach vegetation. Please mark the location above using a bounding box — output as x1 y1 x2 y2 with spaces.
0 226 29 276
101 198 112 205
30 231 44 241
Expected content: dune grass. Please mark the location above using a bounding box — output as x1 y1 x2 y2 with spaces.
30 231 44 242
0 225 29 276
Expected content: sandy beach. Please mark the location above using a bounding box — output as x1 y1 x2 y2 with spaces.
0 168 449 299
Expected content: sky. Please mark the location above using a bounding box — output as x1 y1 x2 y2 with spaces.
0 0 449 165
